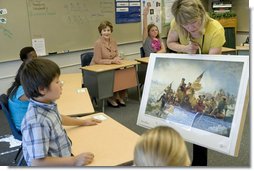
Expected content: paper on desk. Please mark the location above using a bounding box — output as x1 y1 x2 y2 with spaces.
93 114 108 121
77 88 86 93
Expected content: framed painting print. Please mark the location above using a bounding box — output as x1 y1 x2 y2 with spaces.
137 53 249 156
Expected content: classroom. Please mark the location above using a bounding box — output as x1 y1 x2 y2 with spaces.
0 0 251 167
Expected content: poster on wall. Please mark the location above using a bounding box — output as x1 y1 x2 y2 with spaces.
115 0 141 24
141 0 162 33
163 0 174 24
137 53 249 156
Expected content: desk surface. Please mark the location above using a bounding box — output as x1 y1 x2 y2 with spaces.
135 57 149 64
57 73 94 116
65 113 139 166
221 47 236 53
236 45 249 51
81 60 140 72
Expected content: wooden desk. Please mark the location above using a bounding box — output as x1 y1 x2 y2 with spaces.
221 47 237 55
65 113 139 166
57 73 95 116
236 46 249 55
81 60 140 112
135 57 149 88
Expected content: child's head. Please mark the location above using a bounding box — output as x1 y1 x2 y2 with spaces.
147 24 160 39
20 46 37 61
134 126 191 166
20 58 61 101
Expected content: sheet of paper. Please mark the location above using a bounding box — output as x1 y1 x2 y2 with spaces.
93 114 108 121
32 38 46 56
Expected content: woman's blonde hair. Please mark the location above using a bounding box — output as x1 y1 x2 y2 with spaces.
134 126 191 166
171 0 211 37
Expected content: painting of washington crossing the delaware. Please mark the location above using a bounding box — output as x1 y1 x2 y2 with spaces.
143 55 245 137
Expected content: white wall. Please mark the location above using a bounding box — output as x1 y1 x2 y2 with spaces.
0 41 142 94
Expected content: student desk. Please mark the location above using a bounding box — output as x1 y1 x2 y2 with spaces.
81 60 140 112
221 47 237 55
65 113 139 166
57 73 95 116
135 57 149 89
236 45 249 55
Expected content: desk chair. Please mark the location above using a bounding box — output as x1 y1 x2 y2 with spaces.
140 47 145 58
80 52 97 106
0 94 24 166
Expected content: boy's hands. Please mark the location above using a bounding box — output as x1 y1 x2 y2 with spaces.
74 152 94 166
82 118 101 126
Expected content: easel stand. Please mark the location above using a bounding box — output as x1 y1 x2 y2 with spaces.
192 144 208 166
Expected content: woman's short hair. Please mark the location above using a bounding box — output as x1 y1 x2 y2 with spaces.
98 20 113 34
134 126 191 166
20 58 60 99
19 47 36 61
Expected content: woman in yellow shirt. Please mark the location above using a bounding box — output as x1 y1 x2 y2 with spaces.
167 0 225 54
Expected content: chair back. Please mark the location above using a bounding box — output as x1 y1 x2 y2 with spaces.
140 47 145 58
80 52 94 67
0 94 22 141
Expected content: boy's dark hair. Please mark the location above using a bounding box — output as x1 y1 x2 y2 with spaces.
20 58 60 98
20 47 35 61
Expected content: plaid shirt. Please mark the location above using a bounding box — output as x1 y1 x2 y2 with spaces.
21 99 72 166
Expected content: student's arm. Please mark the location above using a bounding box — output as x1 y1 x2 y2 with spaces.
142 6 149 42
157 41 166 53
31 152 94 166
61 115 101 126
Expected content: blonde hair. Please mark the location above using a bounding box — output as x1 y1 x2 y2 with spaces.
171 0 211 37
134 126 191 166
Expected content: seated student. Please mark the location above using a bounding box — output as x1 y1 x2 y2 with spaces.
142 6 166 57
90 20 126 107
19 46 37 61
134 126 191 166
7 47 38 131
20 58 100 166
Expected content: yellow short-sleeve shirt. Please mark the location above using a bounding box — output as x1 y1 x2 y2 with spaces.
170 18 226 54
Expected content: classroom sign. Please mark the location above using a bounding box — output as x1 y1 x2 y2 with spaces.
115 0 141 24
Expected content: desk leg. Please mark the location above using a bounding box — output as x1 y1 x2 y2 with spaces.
102 99 105 113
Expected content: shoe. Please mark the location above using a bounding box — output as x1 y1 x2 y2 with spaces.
107 100 119 108
116 99 126 107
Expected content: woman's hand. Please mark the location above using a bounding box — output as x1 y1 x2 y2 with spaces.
143 6 149 16
111 57 122 64
184 42 200 54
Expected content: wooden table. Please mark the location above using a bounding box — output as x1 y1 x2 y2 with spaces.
135 57 149 88
65 113 140 166
57 73 95 116
221 47 237 55
81 60 140 112
236 45 249 55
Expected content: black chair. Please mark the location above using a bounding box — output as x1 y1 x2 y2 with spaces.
80 52 97 105
140 47 145 58
0 94 24 166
